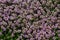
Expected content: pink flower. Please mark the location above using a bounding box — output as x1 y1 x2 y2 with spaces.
0 0 6 3
26 15 33 20
34 14 38 17
1 26 6 31
30 38 34 40
3 16 9 21
0 18 2 21
12 0 19 3
38 37 41 40
23 35 29 38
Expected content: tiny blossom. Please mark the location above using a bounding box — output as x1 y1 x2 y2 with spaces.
3 16 9 21
9 16 15 20
23 35 29 38
0 18 2 21
6 0 13 3
27 30 31 34
1 26 6 31
38 37 41 40
2 21 7 25
26 15 33 20
27 0 31 3
30 38 34 40
0 0 6 3
34 14 38 17
57 4 60 8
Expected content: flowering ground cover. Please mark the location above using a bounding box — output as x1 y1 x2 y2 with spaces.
0 0 60 40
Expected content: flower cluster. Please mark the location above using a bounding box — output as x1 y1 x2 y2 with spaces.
0 0 60 40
